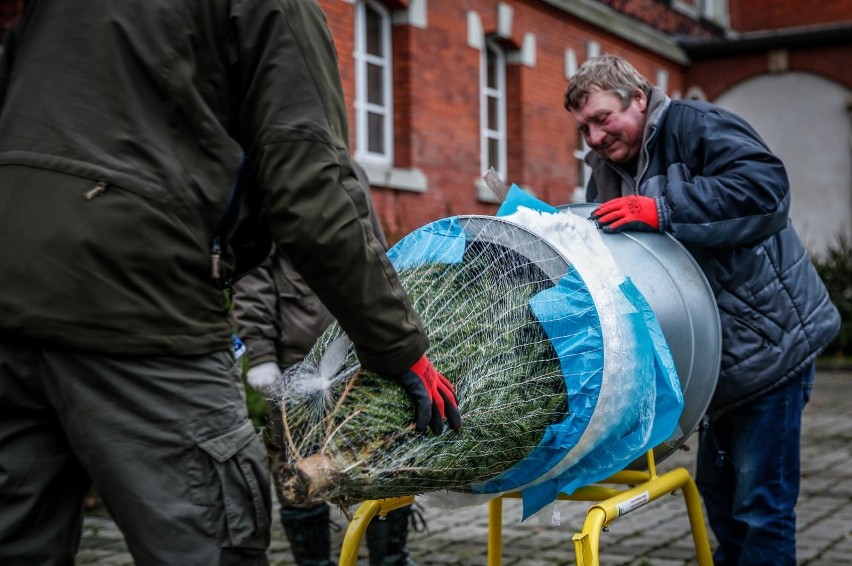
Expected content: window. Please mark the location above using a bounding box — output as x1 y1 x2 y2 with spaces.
564 47 577 79
354 0 393 166
481 39 507 179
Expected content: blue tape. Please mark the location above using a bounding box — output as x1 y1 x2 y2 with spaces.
387 217 466 269
496 184 559 216
518 278 683 519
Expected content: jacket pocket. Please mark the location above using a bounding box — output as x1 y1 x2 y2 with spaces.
197 420 271 549
718 303 783 371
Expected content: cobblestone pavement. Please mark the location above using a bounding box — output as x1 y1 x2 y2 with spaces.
77 369 852 565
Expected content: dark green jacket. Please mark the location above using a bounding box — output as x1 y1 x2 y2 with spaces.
232 163 388 370
0 0 426 374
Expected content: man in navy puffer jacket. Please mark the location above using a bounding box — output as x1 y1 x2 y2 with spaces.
565 55 839 565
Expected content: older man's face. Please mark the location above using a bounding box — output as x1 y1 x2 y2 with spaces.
570 87 648 163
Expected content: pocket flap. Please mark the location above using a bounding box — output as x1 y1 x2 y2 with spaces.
198 420 258 463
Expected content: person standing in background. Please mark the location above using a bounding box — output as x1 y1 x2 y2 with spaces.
232 163 417 566
564 54 839 565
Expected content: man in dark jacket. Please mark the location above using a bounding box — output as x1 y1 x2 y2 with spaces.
232 163 415 566
0 2 459 565
565 55 839 565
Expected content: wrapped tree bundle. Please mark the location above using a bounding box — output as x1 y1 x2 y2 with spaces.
275 188 683 517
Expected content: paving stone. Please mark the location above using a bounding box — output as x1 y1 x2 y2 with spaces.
72 370 852 565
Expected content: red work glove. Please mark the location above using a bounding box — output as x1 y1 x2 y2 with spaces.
592 195 660 232
395 355 461 434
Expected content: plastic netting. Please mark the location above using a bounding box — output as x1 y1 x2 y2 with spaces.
273 187 682 518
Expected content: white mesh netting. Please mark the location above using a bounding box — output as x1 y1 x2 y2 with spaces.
272 206 678 511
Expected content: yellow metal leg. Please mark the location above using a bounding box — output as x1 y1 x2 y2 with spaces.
569 468 712 566
680 472 714 565
337 496 415 566
487 497 503 566
571 508 606 566
338 500 379 566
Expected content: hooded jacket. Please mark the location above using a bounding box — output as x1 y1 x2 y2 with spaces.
587 87 839 414
0 0 426 375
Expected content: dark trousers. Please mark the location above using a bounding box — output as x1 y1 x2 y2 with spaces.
0 337 271 565
696 365 814 565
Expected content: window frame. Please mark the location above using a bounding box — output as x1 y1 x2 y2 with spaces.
480 38 507 180
354 0 394 167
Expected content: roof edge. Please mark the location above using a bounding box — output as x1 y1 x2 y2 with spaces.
679 22 852 57
540 0 690 65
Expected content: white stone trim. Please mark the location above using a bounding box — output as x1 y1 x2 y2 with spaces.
497 3 514 39
467 11 483 50
362 164 428 192
392 0 428 29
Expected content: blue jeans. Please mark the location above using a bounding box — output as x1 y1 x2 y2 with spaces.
696 365 814 566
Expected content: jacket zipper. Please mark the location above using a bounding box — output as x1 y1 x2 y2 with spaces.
632 96 667 192
83 181 108 200
210 236 222 281
605 161 636 193
635 138 652 191
81 180 226 282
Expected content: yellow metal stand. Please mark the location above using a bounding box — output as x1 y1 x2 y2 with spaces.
337 495 415 566
337 451 712 566
488 451 712 566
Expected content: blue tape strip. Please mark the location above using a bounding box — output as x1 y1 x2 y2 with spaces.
518 278 683 519
387 217 466 269
497 184 559 216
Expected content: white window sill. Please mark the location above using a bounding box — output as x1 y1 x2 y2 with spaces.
361 164 428 193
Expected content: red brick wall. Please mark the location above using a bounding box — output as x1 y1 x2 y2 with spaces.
730 0 852 32
686 53 766 101
787 44 852 89
319 0 357 145
686 43 852 101
596 0 718 37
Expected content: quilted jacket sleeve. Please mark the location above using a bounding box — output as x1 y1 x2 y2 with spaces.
650 103 791 248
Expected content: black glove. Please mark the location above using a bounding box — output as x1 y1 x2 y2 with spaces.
395 355 461 435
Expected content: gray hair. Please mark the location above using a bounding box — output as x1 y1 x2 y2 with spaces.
564 54 652 111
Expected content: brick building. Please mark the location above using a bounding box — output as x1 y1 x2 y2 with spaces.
316 0 852 249
0 1 849 249
319 0 707 241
